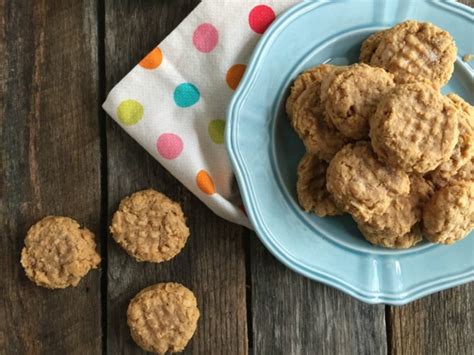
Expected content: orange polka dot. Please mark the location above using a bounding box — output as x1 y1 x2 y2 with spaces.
139 47 163 69
226 64 247 90
196 170 216 195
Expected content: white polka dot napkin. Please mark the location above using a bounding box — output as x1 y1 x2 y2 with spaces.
102 0 298 228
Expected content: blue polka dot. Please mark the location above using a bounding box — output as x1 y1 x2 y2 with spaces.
173 83 200 108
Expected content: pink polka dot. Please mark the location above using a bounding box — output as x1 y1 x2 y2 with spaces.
193 23 219 53
249 5 276 34
156 133 183 160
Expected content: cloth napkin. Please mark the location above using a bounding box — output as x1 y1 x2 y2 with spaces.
103 0 299 227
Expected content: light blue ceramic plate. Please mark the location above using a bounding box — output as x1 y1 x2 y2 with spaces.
226 0 474 304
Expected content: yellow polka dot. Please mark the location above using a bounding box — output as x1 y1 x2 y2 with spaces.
117 99 144 126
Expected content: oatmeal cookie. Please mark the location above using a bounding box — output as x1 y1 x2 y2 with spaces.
110 189 189 263
127 283 200 354
429 94 474 187
20 216 101 289
370 82 459 174
325 63 395 140
326 142 410 222
286 64 335 118
370 20 457 87
451 156 474 184
292 81 348 161
296 153 342 217
319 65 348 110
359 29 388 64
423 181 474 244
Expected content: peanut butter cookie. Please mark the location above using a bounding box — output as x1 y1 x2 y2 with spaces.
21 216 101 289
296 153 342 217
286 64 335 118
423 181 474 244
356 175 433 248
326 142 410 222
110 189 189 263
370 82 459 174
325 63 395 140
127 283 200 354
370 20 457 87
429 93 474 187
359 30 387 64
292 80 348 161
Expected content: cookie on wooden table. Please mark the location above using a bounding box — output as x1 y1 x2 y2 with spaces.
324 63 395 140
20 216 101 289
127 282 200 354
370 20 457 88
326 142 410 222
296 153 342 217
423 181 474 245
370 82 459 174
110 189 189 263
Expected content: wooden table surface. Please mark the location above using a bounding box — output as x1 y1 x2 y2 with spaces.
1 1 473 354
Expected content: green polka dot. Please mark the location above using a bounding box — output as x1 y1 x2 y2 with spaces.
117 99 144 126
208 119 225 144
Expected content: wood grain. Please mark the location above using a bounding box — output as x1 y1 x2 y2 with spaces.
388 284 474 355
104 1 248 354
0 0 102 354
250 239 387 354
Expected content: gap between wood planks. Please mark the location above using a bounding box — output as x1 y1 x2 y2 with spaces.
97 1 108 354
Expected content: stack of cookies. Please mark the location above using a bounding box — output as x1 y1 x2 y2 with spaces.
288 20 473 249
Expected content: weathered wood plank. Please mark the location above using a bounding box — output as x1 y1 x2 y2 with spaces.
104 1 248 353
250 239 387 354
0 0 102 354
388 284 474 355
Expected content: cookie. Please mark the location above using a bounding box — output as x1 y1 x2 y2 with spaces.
319 65 348 110
296 153 342 217
359 30 387 64
110 189 189 263
286 64 335 118
20 216 101 289
428 94 474 187
324 63 395 140
370 82 459 174
451 156 474 184
370 21 457 88
423 181 474 244
292 80 348 162
355 175 433 248
326 142 410 222
127 283 200 354
359 224 423 249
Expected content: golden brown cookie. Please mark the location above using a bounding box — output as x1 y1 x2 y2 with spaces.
428 94 474 187
423 181 474 244
319 65 348 109
292 80 348 162
296 153 342 217
370 82 459 174
359 224 423 249
324 63 395 140
127 283 200 354
326 142 410 222
286 64 335 118
110 189 189 263
20 216 101 289
355 175 433 248
451 156 474 184
370 20 457 87
359 30 388 64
